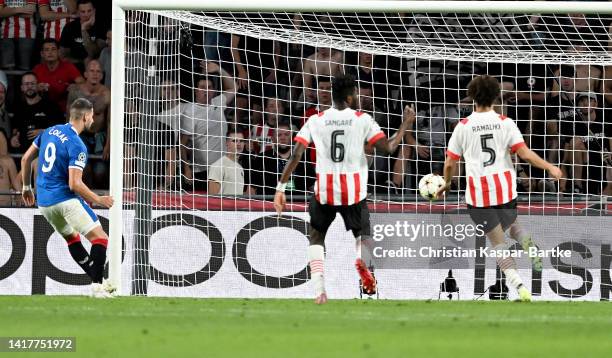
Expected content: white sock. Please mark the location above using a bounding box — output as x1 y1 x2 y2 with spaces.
308 245 325 296
355 236 362 259
494 244 524 290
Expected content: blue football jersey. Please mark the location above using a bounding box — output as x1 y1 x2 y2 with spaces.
34 123 88 206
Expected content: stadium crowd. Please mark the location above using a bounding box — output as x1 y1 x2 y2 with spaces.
0 0 110 205
1 4 611 205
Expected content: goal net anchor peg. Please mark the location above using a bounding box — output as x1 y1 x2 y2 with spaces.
438 270 459 300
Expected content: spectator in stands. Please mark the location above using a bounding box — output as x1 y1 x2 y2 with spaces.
605 163 612 196
530 13 602 52
300 77 333 166
491 81 532 192
0 148 19 206
302 76 332 126
208 129 247 195
230 34 281 103
0 70 11 141
38 0 77 41
59 0 106 71
123 99 137 191
33 39 84 111
603 65 612 108
90 0 108 30
9 72 63 153
391 133 413 194
493 81 516 117
244 96 262 131
560 92 611 195
358 86 386 126
66 59 109 188
544 65 578 191
0 70 16 200
0 0 36 70
225 35 251 125
124 12 147 100
203 30 231 65
346 52 388 112
251 97 288 153
550 48 602 95
155 78 181 191
181 61 236 191
557 14 601 51
301 46 344 102
98 29 111 87
357 85 409 194
487 62 551 192
357 85 397 191
347 52 375 85
413 100 460 177
605 31 612 197
232 93 250 128
502 63 549 143
231 35 249 90
246 119 314 196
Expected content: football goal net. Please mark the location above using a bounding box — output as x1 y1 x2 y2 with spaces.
108 1 612 300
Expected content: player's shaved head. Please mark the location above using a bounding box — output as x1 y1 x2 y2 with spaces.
332 74 356 106
70 98 94 121
467 75 500 108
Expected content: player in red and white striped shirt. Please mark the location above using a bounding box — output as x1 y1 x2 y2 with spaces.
274 74 414 304
438 75 562 301
39 0 76 41
0 0 36 70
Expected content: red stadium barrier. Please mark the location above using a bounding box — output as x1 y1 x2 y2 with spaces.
122 191 611 215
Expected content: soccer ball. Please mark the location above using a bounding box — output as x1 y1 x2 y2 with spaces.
418 174 446 201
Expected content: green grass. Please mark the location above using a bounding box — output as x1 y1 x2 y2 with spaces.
0 297 611 358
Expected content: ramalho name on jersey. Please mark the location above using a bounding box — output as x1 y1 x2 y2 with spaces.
33 123 88 206
295 108 385 206
446 110 526 207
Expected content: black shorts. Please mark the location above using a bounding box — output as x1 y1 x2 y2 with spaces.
467 199 517 234
308 196 371 238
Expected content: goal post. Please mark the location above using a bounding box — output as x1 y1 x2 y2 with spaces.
112 0 612 14
109 1 126 295
109 1 612 298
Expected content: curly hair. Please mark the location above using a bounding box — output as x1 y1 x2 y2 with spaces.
467 75 500 108
331 74 356 104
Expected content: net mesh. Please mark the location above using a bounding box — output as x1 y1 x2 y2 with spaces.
119 10 612 299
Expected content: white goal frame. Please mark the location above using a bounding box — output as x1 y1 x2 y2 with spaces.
109 0 612 294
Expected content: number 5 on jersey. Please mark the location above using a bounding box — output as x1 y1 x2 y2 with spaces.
480 134 495 167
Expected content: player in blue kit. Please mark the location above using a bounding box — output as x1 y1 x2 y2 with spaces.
21 98 115 298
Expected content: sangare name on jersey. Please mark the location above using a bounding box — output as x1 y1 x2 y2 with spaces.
33 123 89 207
446 111 526 208
295 108 385 206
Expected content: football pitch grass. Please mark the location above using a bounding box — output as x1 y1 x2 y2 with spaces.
1 296 610 358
